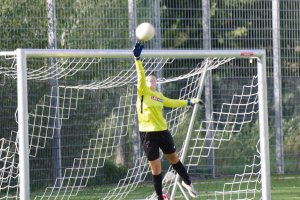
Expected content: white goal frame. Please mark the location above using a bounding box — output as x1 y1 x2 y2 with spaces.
15 48 270 200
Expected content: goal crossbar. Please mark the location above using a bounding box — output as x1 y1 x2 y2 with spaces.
16 48 265 59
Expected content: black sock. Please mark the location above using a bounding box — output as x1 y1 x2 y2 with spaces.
152 173 163 199
172 160 191 185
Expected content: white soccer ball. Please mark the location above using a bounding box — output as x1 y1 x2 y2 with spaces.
135 22 155 42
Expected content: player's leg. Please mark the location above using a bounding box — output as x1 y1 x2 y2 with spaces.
159 131 191 184
160 130 198 198
165 152 190 185
149 159 164 200
165 152 198 198
140 132 164 200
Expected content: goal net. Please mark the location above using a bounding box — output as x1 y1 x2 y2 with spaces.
0 49 270 200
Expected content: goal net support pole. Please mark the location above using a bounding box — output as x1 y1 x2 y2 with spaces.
16 49 30 200
257 55 271 200
15 48 270 200
170 56 209 200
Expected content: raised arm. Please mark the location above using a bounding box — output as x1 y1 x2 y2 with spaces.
133 43 147 95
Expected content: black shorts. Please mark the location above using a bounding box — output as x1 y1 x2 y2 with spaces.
139 130 176 161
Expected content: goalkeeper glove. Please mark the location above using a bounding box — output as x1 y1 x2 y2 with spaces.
188 98 203 105
133 42 144 60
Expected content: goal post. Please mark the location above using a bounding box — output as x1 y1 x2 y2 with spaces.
257 55 271 200
6 48 270 200
16 49 31 200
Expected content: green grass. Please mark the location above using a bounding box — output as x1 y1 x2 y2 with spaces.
29 174 300 199
271 175 300 200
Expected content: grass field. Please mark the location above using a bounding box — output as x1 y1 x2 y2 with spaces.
31 174 300 199
270 175 300 200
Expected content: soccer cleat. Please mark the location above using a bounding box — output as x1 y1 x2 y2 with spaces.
162 193 169 200
156 196 164 200
181 181 198 198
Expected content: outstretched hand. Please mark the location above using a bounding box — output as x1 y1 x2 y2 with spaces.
190 98 203 105
133 42 144 60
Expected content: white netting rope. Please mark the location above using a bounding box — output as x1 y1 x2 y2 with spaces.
214 153 261 199
188 76 259 165
138 76 261 200
0 55 263 200
34 58 218 200
102 65 203 200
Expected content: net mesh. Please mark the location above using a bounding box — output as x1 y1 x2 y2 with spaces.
0 51 265 200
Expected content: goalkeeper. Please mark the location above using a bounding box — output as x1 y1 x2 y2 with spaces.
133 43 201 200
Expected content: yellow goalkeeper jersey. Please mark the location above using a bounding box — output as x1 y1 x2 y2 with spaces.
135 60 188 132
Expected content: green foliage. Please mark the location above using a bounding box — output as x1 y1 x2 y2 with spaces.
55 0 129 49
0 0 48 50
88 159 128 186
160 0 202 48
0 0 129 50
283 116 300 172
284 116 300 152
0 81 18 135
211 0 273 49
282 78 300 117
227 27 248 38
214 120 260 176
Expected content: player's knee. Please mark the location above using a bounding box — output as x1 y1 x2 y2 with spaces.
166 153 179 164
149 159 161 175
